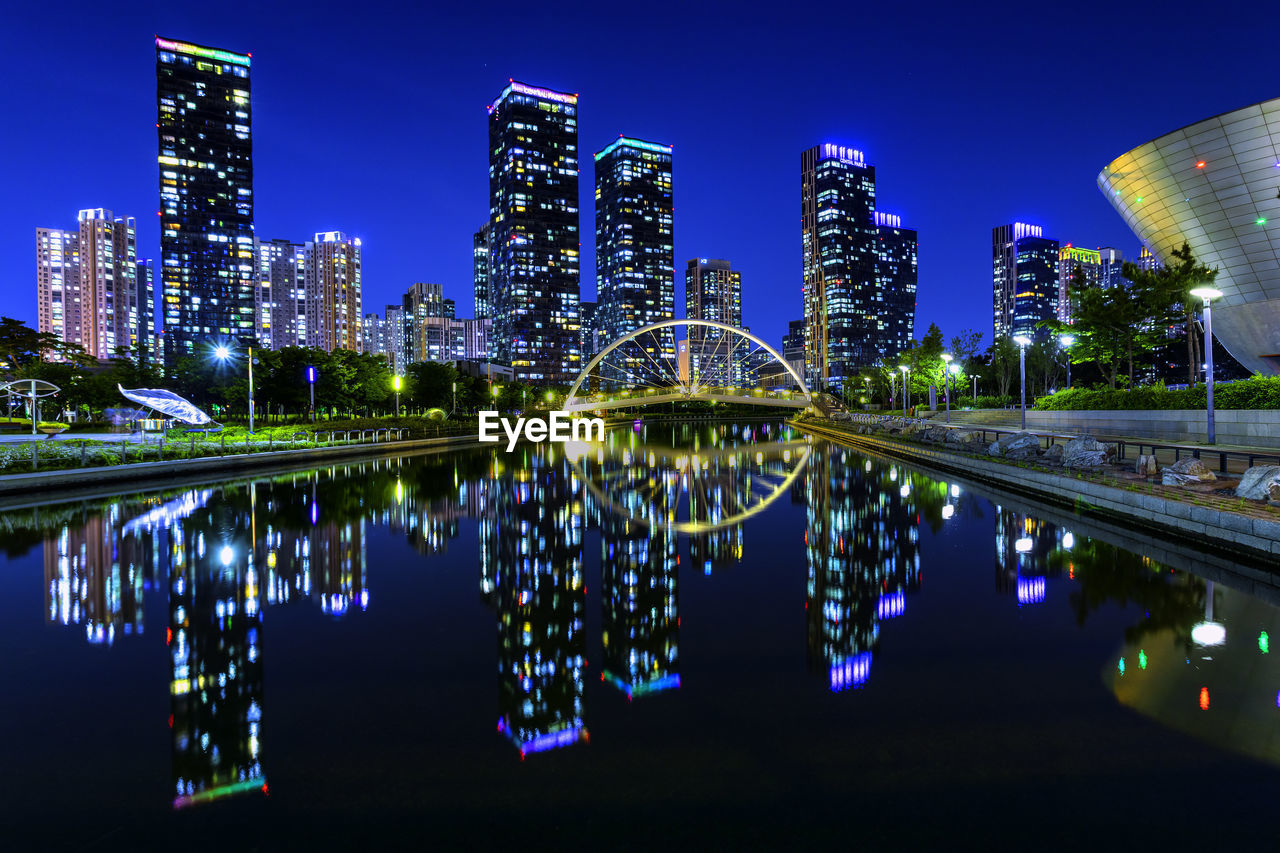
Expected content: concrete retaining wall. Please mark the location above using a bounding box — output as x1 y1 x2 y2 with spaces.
0 434 480 499
1024 409 1280 447
796 421 1280 564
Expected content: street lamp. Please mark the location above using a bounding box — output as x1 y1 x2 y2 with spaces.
1059 334 1076 389
1013 335 1032 430
214 344 255 433
899 365 910 417
306 366 318 422
392 374 403 417
1189 286 1222 444
948 363 962 420
941 353 954 423
452 381 457 415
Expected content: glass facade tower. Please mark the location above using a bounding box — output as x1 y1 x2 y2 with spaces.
993 222 1059 341
156 36 254 361
594 136 675 379
802 144 917 390
487 80 581 383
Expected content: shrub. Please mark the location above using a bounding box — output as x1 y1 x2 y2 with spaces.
1033 376 1280 411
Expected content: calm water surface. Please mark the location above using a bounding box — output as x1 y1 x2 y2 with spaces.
2 421 1278 849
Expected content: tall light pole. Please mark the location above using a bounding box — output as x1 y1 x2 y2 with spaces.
941 353 953 423
1013 335 1031 430
1059 334 1075 389
949 363 962 420
214 344 254 432
899 365 910 417
1190 286 1223 444
393 374 403 417
972 374 978 404
862 376 871 410
452 381 457 415
306 366 317 422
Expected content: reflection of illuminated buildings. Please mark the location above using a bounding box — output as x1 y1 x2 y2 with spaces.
43 506 145 645
258 488 369 616
601 518 679 699
994 507 1069 605
804 453 921 691
169 499 266 808
493 454 589 756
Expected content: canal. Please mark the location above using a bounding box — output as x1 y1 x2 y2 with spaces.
2 421 1277 848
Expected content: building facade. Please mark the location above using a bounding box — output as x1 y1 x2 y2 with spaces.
156 37 254 361
305 232 362 353
1057 245 1102 322
473 224 491 321
594 136 675 378
36 209 140 361
487 80 581 383
801 144 917 390
992 222 1059 341
253 238 306 349
684 258 742 386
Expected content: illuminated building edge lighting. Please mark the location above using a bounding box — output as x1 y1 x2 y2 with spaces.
155 37 250 67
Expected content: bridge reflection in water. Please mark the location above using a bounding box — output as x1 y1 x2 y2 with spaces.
17 419 1280 809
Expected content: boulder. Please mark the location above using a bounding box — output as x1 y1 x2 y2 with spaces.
1270 481 1280 503
1162 457 1217 486
1042 444 1064 464
1135 454 1159 478
924 426 950 443
1061 436 1114 469
1235 465 1280 500
989 431 1041 460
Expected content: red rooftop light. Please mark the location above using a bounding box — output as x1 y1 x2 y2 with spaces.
1196 161 1206 168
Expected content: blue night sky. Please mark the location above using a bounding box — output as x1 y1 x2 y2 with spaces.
1 0 1272 352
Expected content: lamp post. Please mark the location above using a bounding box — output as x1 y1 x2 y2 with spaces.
305 365 317 422
1059 334 1075 389
1013 335 1031 430
899 365 910 417
949 363 962 421
862 376 870 410
1190 286 1223 444
214 344 254 432
972 374 978 405
452 381 457 415
941 353 953 423
392 374 403 418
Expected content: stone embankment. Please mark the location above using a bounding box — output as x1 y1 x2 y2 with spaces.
796 415 1280 564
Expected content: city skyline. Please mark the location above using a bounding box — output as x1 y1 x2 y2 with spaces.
3 2 1273 354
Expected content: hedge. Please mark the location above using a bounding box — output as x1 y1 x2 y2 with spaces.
1033 376 1280 411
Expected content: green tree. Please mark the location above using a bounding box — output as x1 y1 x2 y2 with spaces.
1125 242 1220 385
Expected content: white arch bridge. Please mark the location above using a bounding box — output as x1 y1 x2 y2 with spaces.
563 319 815 414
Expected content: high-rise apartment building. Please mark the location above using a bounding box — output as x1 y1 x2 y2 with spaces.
36 209 140 361
684 258 742 385
136 259 157 364
487 80 581 383
594 136 674 376
801 144 917 389
305 232 362 353
473 224 491 320
156 37 254 361
992 222 1059 341
254 238 306 349
1057 245 1102 322
403 282 453 363
1097 247 1130 291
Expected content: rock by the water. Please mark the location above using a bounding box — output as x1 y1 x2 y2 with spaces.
1235 465 1280 500
1162 457 1217 486
989 431 1041 460
1042 444 1064 464
1061 435 1114 469
1270 481 1280 502
1135 454 1159 477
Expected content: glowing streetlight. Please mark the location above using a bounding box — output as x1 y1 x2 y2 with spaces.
214 344 255 433
1059 334 1076 389
1189 286 1223 444
1012 335 1032 430
306 365 318 422
941 353 954 423
392 374 403 417
899 365 910 416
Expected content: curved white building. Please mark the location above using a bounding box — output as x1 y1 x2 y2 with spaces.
1098 98 1280 375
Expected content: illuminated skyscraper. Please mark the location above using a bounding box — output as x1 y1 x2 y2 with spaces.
1057 245 1102 322
684 258 742 386
487 80 581 383
473 224 491 321
36 209 140 361
136 258 157 364
993 222 1059 341
305 232 363 353
802 144 917 389
594 136 675 379
156 37 254 361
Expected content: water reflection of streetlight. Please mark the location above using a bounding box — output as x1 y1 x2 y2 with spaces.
1192 579 1226 647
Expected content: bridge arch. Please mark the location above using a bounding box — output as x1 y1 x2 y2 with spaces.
564 319 812 413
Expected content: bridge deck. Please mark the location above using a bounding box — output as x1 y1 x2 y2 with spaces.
564 390 810 413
